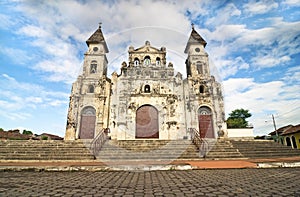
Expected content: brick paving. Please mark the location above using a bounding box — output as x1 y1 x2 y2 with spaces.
0 168 299 196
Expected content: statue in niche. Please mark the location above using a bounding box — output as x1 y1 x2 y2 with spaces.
152 83 160 94
66 97 75 129
170 105 176 117
121 61 127 68
128 102 137 112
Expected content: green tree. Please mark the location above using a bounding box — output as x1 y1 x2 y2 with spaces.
226 108 252 128
41 135 48 140
0 128 4 132
22 130 33 135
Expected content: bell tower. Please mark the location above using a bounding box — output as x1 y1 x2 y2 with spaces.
83 23 109 77
65 24 111 140
184 24 210 78
184 25 226 138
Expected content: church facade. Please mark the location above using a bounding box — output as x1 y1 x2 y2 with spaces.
65 25 226 140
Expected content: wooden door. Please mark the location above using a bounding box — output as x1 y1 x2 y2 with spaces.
136 105 159 138
198 107 214 138
79 107 96 139
198 114 214 138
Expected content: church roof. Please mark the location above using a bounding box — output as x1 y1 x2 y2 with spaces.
86 24 109 52
184 27 207 53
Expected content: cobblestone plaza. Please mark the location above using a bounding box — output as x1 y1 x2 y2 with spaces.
1 168 299 196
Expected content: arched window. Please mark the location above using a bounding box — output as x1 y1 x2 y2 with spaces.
134 58 140 66
90 60 97 74
88 85 94 93
196 61 203 74
144 56 150 66
144 85 150 93
156 57 161 66
200 85 205 93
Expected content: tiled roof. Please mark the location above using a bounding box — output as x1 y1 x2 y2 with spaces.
269 125 293 135
282 124 300 135
190 28 207 46
86 25 109 52
86 27 105 45
184 27 207 53
269 124 300 135
40 133 63 140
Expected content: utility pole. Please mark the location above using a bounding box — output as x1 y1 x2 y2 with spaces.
272 114 278 142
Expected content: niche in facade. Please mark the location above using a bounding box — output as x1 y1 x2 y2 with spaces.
144 56 151 66
144 84 150 93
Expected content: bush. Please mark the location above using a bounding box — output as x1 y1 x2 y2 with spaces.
22 130 33 135
41 136 48 140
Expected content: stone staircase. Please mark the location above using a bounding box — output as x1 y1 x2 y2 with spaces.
96 139 200 162
96 139 300 162
205 139 244 159
230 140 300 158
0 140 94 160
0 139 299 162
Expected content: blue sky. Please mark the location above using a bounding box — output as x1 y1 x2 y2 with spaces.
0 0 299 137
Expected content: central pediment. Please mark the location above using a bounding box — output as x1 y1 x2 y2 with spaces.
129 41 166 54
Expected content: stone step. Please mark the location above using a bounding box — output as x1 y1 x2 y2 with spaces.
0 140 94 161
97 139 200 161
203 140 244 159
230 140 300 158
0 155 94 160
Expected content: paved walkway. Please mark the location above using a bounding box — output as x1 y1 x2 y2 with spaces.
1 156 300 171
1 168 300 196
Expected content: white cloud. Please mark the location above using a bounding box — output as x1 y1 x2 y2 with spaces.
206 3 241 27
283 0 300 5
207 25 247 43
223 77 300 135
252 55 291 68
0 13 14 29
243 0 278 15
0 74 68 118
283 65 300 83
205 17 300 74
0 47 32 65
17 25 50 38
7 0 193 84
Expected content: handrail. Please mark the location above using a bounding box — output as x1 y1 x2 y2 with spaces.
188 128 209 158
89 128 109 156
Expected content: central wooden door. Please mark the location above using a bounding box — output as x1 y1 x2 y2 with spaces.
136 105 159 138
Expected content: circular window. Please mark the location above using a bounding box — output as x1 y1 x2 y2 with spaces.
195 48 200 52
93 47 98 52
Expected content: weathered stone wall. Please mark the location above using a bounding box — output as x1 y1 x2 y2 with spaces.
109 42 187 140
65 27 226 141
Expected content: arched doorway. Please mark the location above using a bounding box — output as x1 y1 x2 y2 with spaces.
291 136 297 149
79 107 96 139
198 106 214 138
136 105 159 138
286 137 292 147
